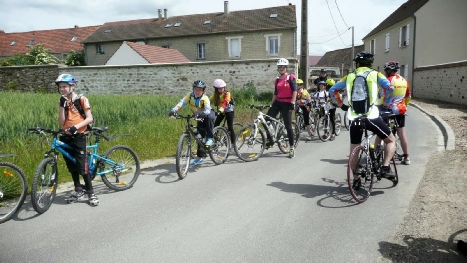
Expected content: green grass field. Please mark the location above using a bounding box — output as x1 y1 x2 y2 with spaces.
0 89 271 187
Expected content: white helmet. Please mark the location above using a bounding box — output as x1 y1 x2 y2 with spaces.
213 79 226 88
277 58 289 66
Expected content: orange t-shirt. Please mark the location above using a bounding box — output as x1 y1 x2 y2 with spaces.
62 96 90 134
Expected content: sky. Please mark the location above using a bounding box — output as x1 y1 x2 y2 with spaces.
0 0 407 55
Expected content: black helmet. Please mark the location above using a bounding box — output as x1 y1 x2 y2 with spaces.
320 68 326 72
192 80 206 89
384 61 400 71
353 52 374 64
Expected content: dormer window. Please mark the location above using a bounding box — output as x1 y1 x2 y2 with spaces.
10 40 17 46
270 14 278 18
174 22 181 27
203 20 211 25
165 24 173 28
71 36 78 42
28 39 35 45
104 29 112 33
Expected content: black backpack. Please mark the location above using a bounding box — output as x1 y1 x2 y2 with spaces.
65 94 93 132
351 70 372 114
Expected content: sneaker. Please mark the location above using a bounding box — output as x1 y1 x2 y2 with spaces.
88 193 99 206
190 158 204 167
205 138 213 147
329 135 336 141
288 149 295 159
380 166 396 179
402 155 411 165
65 190 85 203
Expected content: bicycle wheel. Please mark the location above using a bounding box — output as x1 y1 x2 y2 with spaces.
389 157 399 186
175 134 191 179
347 145 374 203
292 121 300 148
277 126 290 154
31 157 58 214
344 112 350 130
233 122 244 135
309 112 318 134
100 145 140 190
234 125 265 162
394 135 404 162
317 116 331 142
209 127 230 165
0 162 27 224
334 113 342 136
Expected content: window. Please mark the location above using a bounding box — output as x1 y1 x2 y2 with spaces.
370 39 375 54
197 43 206 59
203 20 211 25
161 45 170 49
385 33 390 52
165 24 172 28
400 64 409 79
96 44 105 54
226 37 242 58
28 39 35 45
10 40 17 46
270 14 278 18
265 34 281 56
174 22 181 27
71 36 78 42
104 29 112 33
399 24 410 47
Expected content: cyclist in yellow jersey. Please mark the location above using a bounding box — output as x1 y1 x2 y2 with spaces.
295 79 314 140
210 79 235 143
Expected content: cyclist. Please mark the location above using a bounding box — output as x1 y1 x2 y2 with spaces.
379 61 412 165
210 79 235 144
56 74 99 206
329 52 397 179
295 78 314 140
267 58 297 158
313 68 335 90
316 80 337 140
169 80 214 166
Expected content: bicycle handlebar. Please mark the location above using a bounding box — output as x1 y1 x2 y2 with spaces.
248 104 270 110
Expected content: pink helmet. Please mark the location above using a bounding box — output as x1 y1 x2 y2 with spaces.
213 79 226 88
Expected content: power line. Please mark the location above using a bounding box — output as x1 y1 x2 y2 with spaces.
335 0 349 28
309 28 351 45
325 0 347 46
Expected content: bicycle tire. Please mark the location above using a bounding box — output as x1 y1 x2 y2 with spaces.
334 113 342 136
394 136 404 162
100 145 140 190
175 134 191 179
234 125 265 162
389 157 399 186
0 162 28 224
277 125 290 154
292 120 300 148
309 112 318 134
317 116 331 142
31 157 58 214
347 145 374 203
344 112 350 130
209 127 230 165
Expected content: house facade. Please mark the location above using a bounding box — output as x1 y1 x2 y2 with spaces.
362 0 467 104
81 3 297 66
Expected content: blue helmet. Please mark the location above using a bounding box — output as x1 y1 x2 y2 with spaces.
55 74 77 85
192 80 206 89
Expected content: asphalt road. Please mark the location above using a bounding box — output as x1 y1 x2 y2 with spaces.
0 107 440 262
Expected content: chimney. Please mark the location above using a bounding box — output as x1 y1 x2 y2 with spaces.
74 25 79 28
224 1 229 14
164 8 167 19
158 9 162 19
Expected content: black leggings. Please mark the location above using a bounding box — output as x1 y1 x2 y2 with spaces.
266 101 294 147
329 108 336 135
214 111 235 143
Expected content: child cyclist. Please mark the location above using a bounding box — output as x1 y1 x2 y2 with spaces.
56 74 99 206
169 80 215 166
210 79 235 143
295 78 314 140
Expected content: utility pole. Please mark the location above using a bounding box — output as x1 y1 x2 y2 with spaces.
300 0 308 85
351 26 355 71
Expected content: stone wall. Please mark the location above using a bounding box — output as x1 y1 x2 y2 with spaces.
413 61 467 105
57 59 298 95
0 65 58 92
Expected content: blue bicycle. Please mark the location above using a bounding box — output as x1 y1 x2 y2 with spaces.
28 127 140 214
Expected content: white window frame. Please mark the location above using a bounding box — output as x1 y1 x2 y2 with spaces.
370 39 375 54
399 24 410 48
264 33 282 56
400 64 409 79
385 33 390 52
96 44 105 54
197 43 206 59
226 36 242 58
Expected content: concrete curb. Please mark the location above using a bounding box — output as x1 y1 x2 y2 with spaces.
409 102 455 151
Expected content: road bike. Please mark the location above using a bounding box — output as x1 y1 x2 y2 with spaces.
347 116 398 203
386 112 405 163
173 114 230 179
316 100 342 142
28 127 140 214
234 105 299 162
0 154 27 224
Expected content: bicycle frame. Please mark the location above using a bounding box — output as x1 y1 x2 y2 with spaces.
252 110 285 144
179 115 208 150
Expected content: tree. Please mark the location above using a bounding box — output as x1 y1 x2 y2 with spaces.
64 50 86 66
1 44 57 66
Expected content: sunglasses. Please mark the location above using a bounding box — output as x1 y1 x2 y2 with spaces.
277 66 287 69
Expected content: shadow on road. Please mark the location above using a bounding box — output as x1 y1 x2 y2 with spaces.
378 232 467 262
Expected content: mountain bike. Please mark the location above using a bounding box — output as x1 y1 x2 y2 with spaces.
216 111 244 143
316 101 342 142
234 105 299 162
173 114 230 179
28 127 140 214
347 116 398 203
0 154 27 224
295 104 317 138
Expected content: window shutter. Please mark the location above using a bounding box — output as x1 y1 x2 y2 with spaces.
399 27 402 48
406 24 410 46
404 64 409 78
